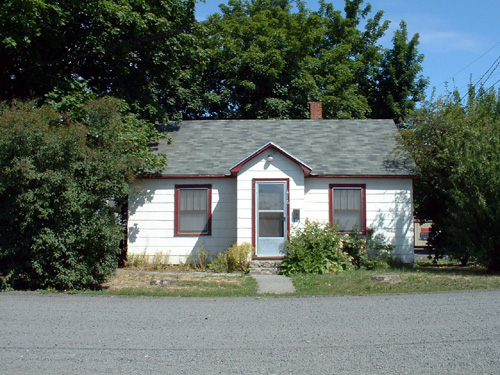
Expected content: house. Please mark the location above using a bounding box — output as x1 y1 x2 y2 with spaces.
127 104 415 266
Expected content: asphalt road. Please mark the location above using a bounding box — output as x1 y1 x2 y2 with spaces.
1 290 500 374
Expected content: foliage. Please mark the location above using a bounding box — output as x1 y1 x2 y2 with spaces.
0 99 166 290
0 0 427 122
342 228 394 269
400 86 500 270
281 221 394 275
281 220 353 275
369 21 429 125
209 242 253 273
0 0 199 121
191 0 427 122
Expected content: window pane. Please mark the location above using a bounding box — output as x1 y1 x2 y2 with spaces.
333 188 362 231
259 183 284 210
178 188 209 233
179 211 208 233
334 189 361 210
334 210 362 231
259 212 284 237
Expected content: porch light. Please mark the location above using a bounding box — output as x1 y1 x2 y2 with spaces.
266 155 274 163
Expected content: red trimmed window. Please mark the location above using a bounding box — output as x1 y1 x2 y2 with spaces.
175 185 212 236
329 184 366 233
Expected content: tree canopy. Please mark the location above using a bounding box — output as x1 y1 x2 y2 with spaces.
401 87 500 270
186 0 427 121
0 0 198 121
1 0 427 123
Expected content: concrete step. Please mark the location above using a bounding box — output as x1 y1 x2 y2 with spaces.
248 260 283 275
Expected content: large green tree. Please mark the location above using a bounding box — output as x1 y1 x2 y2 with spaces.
0 0 198 121
401 87 500 270
0 98 166 290
369 21 429 125
191 0 426 121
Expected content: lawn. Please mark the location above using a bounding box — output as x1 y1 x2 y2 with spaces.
94 262 500 297
4 262 499 297
292 263 500 295
100 270 258 297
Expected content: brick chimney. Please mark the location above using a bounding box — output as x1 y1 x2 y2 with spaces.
309 102 322 119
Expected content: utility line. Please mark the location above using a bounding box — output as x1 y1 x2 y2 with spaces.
439 40 500 87
461 54 500 100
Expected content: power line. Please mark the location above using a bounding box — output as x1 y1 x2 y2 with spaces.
461 54 500 100
439 40 500 87
475 56 500 86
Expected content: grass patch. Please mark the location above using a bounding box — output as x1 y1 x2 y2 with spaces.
291 262 500 295
4 261 499 297
97 270 258 297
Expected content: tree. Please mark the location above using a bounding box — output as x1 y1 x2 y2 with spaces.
191 0 426 120
0 0 198 121
370 21 428 125
0 98 166 290
401 87 500 270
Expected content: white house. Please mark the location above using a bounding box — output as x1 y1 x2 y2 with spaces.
128 106 415 266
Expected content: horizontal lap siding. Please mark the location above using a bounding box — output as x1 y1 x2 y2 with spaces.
304 178 414 264
128 178 237 263
236 152 305 247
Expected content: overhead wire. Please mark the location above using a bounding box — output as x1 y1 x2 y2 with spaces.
460 54 500 100
438 40 500 87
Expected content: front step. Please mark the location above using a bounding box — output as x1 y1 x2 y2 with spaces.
249 260 283 275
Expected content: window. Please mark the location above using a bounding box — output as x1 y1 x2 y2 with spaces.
329 184 366 233
175 185 212 236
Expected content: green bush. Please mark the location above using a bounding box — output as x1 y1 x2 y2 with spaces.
281 221 394 275
342 228 394 269
209 242 252 273
280 220 353 275
0 99 165 290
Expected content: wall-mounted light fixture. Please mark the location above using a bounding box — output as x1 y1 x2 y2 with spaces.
266 154 274 163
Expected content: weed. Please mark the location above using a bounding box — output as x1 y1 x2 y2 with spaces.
209 242 252 273
125 251 170 270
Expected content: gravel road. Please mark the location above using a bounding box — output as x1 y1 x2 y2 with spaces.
1 290 500 374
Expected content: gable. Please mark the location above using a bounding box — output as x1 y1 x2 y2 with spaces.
153 119 415 177
229 142 312 176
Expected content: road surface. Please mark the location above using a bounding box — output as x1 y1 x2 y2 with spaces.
1 290 500 374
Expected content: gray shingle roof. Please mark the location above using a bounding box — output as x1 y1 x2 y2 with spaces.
154 119 415 177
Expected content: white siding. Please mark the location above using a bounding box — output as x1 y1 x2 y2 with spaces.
236 151 306 246
128 178 237 263
128 170 414 265
304 178 414 264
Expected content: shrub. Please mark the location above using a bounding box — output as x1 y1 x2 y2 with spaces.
280 220 353 275
209 242 252 273
342 228 394 269
0 99 165 290
281 221 394 275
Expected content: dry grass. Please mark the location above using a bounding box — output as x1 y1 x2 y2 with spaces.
101 270 257 297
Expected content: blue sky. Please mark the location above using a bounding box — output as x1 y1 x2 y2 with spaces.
196 0 500 100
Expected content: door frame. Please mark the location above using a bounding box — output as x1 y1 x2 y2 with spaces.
252 178 290 259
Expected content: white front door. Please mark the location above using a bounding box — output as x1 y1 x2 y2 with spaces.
255 181 288 257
